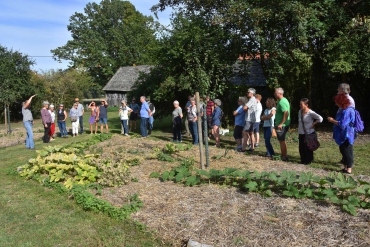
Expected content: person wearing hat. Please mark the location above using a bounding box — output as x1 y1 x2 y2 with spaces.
119 100 133 135
41 101 52 143
48 104 56 141
74 98 85 134
57 104 68 138
22 94 37 149
129 97 139 131
146 97 155 135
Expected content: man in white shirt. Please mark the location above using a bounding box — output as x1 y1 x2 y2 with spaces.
253 94 263 147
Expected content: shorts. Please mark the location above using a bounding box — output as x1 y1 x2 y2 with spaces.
275 125 290 141
234 125 244 140
253 122 260 133
243 121 254 132
99 117 108 124
130 113 138 121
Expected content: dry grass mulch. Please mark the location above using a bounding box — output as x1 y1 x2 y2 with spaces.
94 134 370 247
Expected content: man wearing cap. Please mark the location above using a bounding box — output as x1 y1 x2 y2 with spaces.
22 94 37 149
74 98 85 134
41 101 52 143
129 98 139 131
146 97 155 135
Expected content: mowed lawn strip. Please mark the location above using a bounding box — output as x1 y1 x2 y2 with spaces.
0 135 166 247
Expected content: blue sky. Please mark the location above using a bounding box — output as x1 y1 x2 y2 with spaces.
0 0 172 72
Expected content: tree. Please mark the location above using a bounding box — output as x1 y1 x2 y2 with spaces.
51 0 159 86
41 68 95 107
130 12 239 116
0 45 35 106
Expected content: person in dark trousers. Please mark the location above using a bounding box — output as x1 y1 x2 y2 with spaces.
146 97 155 135
40 101 52 143
139 96 151 137
297 98 323 165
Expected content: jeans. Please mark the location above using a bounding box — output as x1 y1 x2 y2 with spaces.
188 121 198 144
121 119 129 134
173 124 182 141
140 117 149 137
43 122 51 143
24 121 34 149
299 134 313 164
57 121 68 137
149 116 154 130
339 139 354 168
263 127 275 156
79 116 84 133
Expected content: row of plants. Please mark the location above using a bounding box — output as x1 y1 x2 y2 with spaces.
150 165 370 216
15 134 143 219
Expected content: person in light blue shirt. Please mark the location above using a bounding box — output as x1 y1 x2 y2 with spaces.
233 97 246 150
327 94 355 174
139 96 151 137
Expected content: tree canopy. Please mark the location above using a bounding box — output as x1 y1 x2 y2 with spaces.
51 0 159 86
0 44 35 106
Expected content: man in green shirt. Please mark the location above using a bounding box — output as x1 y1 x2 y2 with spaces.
274 87 290 161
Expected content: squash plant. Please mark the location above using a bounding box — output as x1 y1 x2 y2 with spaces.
151 166 370 216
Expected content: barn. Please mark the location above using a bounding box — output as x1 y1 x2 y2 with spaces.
102 65 153 106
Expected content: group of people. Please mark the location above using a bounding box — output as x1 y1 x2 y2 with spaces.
236 84 356 173
22 97 109 148
171 95 223 146
22 84 358 174
170 83 357 174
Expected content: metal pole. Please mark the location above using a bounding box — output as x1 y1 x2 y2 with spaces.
195 92 205 169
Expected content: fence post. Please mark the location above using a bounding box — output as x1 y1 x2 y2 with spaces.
195 92 205 169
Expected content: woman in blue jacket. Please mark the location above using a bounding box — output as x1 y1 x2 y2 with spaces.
327 94 355 174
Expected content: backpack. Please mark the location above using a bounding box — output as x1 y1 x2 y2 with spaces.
353 109 364 133
218 108 224 120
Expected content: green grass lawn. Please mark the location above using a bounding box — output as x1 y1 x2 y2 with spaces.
1 113 369 246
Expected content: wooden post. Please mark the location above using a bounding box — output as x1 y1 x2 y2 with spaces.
195 92 205 169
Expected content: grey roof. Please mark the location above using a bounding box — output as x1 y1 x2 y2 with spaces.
103 65 153 92
230 60 267 87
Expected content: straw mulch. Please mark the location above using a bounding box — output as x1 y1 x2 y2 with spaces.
95 135 370 247
0 127 44 148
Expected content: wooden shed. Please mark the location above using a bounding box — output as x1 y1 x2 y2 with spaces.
102 65 153 106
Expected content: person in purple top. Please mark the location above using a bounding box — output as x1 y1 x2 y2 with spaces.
40 101 52 143
327 94 355 174
139 96 151 137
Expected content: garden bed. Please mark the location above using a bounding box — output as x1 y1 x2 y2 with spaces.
95 135 370 246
